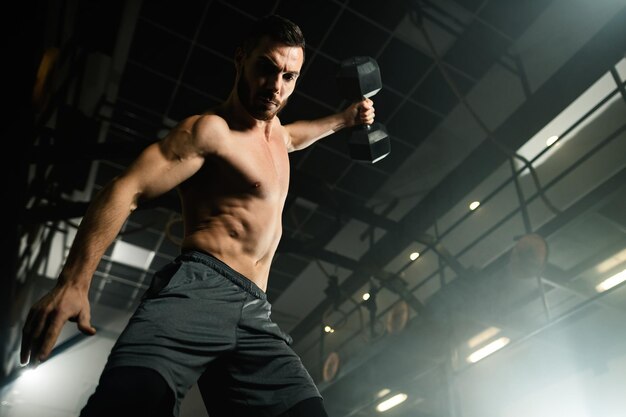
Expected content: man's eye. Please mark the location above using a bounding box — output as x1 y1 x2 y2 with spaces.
284 74 296 82
260 61 278 74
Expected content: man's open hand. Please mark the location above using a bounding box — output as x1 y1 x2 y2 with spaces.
21 284 96 365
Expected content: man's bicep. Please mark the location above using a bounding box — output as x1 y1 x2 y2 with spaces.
283 115 343 152
123 114 222 199
124 139 205 200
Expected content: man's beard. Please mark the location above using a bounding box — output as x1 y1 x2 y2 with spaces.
237 70 288 121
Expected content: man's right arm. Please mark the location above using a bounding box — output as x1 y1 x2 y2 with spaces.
20 115 223 365
284 98 374 152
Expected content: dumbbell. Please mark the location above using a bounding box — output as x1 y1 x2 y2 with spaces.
336 56 390 163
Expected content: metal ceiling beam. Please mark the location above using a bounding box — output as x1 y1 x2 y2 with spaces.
290 172 398 231
288 11 626 343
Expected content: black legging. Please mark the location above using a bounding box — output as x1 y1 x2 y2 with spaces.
80 366 328 417
80 367 174 417
277 397 328 417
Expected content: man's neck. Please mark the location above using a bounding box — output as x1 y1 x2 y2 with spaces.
220 94 275 139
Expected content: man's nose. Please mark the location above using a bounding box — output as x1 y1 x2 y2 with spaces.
266 74 281 93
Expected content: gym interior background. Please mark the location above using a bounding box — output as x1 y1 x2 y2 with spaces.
2 0 626 416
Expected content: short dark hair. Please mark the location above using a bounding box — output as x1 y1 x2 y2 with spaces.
240 15 305 58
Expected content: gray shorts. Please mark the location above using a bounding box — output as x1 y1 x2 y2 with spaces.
104 250 320 416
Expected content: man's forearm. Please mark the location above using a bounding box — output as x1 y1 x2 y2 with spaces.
285 112 349 152
59 178 137 290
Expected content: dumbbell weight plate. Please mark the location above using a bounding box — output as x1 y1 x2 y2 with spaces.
348 122 390 163
336 56 382 101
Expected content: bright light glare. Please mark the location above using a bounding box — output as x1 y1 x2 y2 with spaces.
467 337 510 363
409 252 420 261
324 325 335 333
376 393 407 412
362 293 371 301
469 201 481 211
19 369 40 383
595 269 626 292
546 135 559 146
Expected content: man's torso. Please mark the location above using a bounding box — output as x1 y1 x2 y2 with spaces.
177 112 290 291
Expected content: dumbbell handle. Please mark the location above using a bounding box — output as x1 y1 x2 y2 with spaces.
337 56 390 163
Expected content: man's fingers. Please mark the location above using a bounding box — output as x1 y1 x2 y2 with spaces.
20 339 30 365
34 307 50 332
77 310 96 335
20 309 37 364
359 105 375 124
29 311 53 362
21 308 49 364
20 325 33 365
37 315 66 361
21 287 92 363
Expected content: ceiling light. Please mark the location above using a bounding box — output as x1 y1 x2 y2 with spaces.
546 135 559 146
362 293 371 301
409 252 420 261
376 388 391 398
376 393 408 412
595 248 626 274
514 69 616 172
110 240 156 270
467 337 510 363
467 326 501 349
469 201 480 211
595 268 626 292
324 325 335 333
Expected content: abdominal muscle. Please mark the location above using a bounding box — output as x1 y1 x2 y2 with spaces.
180 195 284 292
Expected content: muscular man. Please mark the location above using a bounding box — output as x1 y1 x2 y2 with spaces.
21 15 374 417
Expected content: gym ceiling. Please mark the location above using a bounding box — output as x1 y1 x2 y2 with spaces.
3 0 626 416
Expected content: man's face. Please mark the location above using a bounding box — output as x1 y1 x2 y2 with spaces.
236 36 304 121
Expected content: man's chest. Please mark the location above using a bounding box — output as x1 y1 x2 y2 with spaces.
216 134 291 198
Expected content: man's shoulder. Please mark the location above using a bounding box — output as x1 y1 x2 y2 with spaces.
182 112 229 134
188 112 230 137
164 113 231 156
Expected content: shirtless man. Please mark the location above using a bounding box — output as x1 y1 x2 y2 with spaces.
20 15 373 417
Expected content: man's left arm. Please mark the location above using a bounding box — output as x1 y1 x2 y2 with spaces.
284 98 374 152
